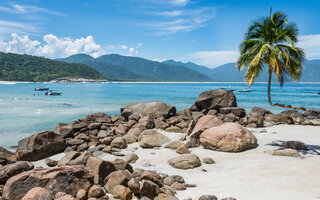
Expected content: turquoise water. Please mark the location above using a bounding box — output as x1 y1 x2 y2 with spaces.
0 82 319 148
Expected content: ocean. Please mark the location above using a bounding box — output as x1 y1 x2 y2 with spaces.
0 82 319 148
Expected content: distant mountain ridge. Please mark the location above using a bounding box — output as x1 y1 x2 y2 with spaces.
58 54 213 81
0 52 103 82
163 59 320 82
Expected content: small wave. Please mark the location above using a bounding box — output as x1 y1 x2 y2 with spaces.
0 81 16 85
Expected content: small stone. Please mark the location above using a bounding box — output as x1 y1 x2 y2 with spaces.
88 185 105 198
272 149 301 158
128 178 140 194
163 175 185 186
202 169 207 172
124 153 139 163
110 137 127 149
282 141 308 150
199 194 218 200
176 145 190 154
202 157 215 164
76 189 87 200
170 182 186 190
112 185 131 200
45 158 57 167
221 197 237 200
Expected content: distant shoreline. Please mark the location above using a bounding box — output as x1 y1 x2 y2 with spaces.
1 80 320 84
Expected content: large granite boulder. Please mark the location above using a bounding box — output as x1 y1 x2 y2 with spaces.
16 131 66 161
0 161 34 184
193 90 237 111
168 154 201 169
0 146 17 165
121 101 176 119
191 115 223 135
200 123 257 152
138 130 170 148
2 165 93 200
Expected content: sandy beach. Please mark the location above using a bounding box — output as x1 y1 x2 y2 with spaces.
32 124 320 200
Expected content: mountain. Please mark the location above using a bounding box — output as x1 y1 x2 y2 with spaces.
163 59 320 82
59 54 213 81
0 52 104 82
57 54 144 80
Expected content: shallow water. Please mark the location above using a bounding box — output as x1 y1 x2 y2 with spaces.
0 82 319 148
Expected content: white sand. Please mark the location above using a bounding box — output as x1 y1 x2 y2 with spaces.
33 125 320 200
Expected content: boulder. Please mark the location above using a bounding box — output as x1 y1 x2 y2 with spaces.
45 158 58 167
128 178 140 194
123 128 142 144
88 185 105 198
21 187 53 200
200 123 257 152
0 161 34 184
164 141 184 150
139 170 162 187
53 124 74 138
199 195 218 200
163 175 184 186
112 158 133 173
16 131 66 161
219 107 246 118
0 146 17 165
57 151 80 166
138 130 170 148
191 115 223 135
66 152 93 166
248 107 272 127
124 153 139 163
54 192 76 200
121 101 176 119
2 165 93 200
76 189 87 200
104 170 131 193
265 114 294 125
140 179 159 199
202 157 215 164
86 157 116 185
282 141 308 150
110 137 127 149
176 145 190 154
249 107 272 116
193 89 237 111
112 185 131 200
168 154 201 169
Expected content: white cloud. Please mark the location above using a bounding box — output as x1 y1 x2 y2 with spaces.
185 50 239 68
0 3 65 16
140 7 215 35
298 34 320 60
127 43 143 56
0 33 106 58
120 45 128 49
144 0 189 7
0 20 39 39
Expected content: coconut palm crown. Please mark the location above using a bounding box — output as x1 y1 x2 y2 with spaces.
237 10 305 105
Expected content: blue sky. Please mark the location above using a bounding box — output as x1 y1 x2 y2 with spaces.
0 0 320 68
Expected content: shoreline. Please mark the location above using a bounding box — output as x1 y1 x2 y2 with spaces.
1 80 320 84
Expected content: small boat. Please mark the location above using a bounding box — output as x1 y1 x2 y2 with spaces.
238 88 251 92
35 87 49 91
45 90 61 96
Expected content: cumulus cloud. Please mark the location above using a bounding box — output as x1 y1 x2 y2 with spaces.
120 45 128 49
185 50 239 68
298 34 320 60
127 43 143 56
0 33 106 58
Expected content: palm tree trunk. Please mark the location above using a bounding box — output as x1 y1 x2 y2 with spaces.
267 69 272 105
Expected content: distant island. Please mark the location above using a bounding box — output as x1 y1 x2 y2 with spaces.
1 51 320 82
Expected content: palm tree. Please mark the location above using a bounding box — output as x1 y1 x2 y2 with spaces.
237 10 307 109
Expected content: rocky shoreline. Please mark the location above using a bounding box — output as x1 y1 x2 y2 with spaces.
0 89 319 200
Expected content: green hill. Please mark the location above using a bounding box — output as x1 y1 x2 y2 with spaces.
57 54 145 80
59 54 213 81
0 52 104 82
